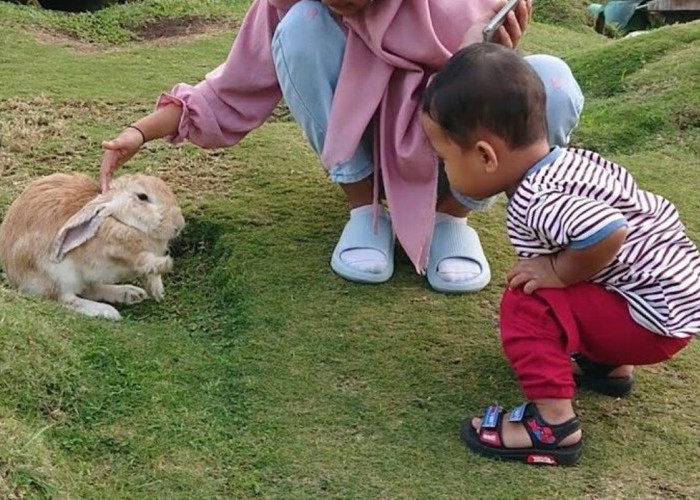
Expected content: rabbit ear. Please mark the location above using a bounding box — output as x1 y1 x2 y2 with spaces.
50 195 119 262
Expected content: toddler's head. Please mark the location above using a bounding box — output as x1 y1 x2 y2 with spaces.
421 43 549 198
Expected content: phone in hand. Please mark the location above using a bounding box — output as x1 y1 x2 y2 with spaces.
482 0 523 42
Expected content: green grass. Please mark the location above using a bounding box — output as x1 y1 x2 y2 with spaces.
532 0 592 31
2 1 700 498
0 0 248 44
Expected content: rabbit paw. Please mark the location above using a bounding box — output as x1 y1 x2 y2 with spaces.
115 285 149 305
87 303 123 321
61 295 122 321
146 275 165 302
138 254 173 276
84 284 148 305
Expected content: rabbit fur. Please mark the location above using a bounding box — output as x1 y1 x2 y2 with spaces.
0 173 185 320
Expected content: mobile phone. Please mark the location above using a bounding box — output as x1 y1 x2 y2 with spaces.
482 0 522 42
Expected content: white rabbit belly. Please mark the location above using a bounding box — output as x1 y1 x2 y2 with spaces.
82 261 136 286
46 259 88 295
47 258 134 294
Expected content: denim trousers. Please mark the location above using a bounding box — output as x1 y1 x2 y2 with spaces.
271 0 585 211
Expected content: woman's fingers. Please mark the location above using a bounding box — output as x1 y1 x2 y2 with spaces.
495 0 530 48
496 25 514 48
505 11 522 46
99 149 120 193
516 0 532 27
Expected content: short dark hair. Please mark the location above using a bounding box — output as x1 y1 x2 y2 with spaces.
422 43 547 149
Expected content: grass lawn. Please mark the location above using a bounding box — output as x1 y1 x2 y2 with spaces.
1 1 700 498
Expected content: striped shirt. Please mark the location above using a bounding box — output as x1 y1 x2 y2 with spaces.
507 147 700 338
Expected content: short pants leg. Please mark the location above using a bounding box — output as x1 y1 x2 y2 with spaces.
500 283 691 400
271 1 373 184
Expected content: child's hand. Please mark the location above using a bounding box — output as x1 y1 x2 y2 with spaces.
507 255 566 294
99 127 145 193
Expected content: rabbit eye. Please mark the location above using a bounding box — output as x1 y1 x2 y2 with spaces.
137 193 150 202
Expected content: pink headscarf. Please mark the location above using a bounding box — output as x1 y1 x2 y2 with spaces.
159 0 498 271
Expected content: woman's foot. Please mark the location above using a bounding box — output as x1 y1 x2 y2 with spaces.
330 205 395 283
433 213 484 282
333 180 393 280
337 206 391 274
426 213 491 293
430 196 490 291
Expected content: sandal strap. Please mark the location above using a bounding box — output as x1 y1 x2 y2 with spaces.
571 353 616 378
477 404 506 447
481 404 504 429
509 403 581 450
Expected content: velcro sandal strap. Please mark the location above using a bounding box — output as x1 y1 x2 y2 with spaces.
478 404 505 448
508 403 528 422
481 404 504 429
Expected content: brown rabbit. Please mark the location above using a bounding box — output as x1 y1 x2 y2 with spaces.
0 173 185 320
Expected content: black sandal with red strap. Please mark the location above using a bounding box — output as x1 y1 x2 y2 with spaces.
572 353 635 398
460 402 583 466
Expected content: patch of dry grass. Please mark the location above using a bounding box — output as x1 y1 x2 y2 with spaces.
0 96 295 207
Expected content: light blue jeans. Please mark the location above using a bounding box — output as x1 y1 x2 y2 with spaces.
271 1 585 211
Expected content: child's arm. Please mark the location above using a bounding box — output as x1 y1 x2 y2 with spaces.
507 225 627 293
509 183 631 294
552 225 628 284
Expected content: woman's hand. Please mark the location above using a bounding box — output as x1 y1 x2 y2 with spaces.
98 127 144 193
506 254 566 294
98 104 183 192
461 0 533 49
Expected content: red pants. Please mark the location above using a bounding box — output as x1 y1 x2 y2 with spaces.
500 282 691 400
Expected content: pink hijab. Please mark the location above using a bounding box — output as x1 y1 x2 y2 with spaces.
158 0 498 271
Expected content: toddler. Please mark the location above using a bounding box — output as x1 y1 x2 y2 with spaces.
421 43 700 466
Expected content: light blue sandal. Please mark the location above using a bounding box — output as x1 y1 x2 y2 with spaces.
331 209 395 284
427 219 491 293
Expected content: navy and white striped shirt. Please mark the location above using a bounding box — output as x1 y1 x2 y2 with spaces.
507 147 700 338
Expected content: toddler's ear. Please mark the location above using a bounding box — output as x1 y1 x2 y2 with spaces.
476 140 498 173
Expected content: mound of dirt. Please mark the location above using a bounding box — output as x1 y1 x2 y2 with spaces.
133 16 216 41
31 15 236 48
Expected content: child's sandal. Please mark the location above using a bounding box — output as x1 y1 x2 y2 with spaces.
572 353 635 397
460 402 583 466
